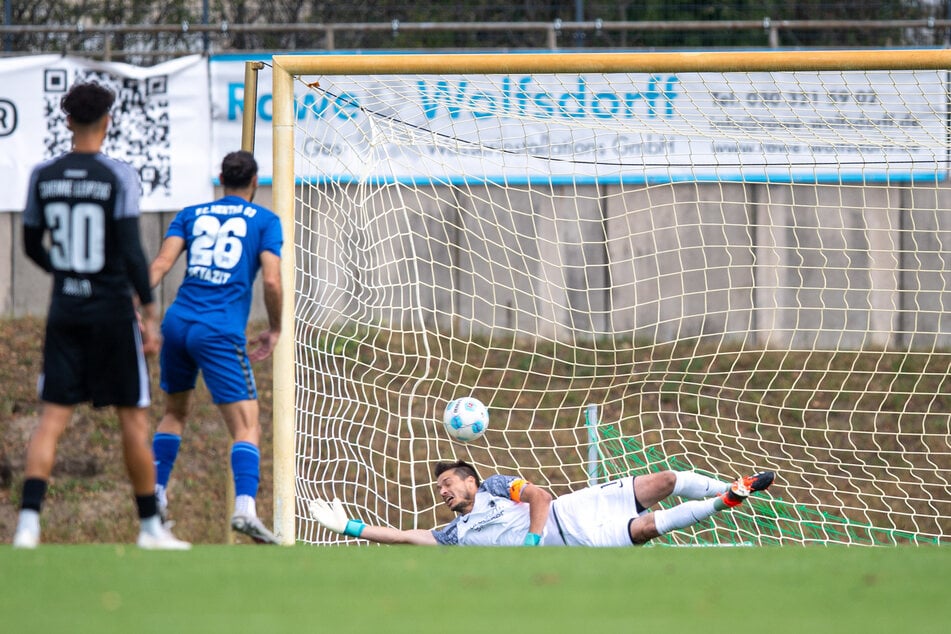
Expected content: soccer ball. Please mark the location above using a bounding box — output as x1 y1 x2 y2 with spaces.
443 397 489 442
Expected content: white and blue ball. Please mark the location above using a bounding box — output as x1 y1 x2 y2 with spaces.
443 397 489 442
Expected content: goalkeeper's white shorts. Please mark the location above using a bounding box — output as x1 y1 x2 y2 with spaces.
545 476 645 547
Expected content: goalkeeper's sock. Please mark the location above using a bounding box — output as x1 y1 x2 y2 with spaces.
152 433 181 488
231 441 261 514
671 471 730 499
653 498 721 535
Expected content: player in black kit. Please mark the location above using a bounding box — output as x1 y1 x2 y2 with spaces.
13 81 189 549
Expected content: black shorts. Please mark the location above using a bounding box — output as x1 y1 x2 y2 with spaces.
39 316 151 408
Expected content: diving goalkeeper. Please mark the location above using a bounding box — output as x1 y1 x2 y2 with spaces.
309 460 774 546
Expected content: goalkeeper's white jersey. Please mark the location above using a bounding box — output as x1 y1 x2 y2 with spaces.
431 474 642 547
431 474 544 546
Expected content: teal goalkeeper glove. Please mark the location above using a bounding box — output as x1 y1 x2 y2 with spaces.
523 532 541 546
308 497 365 537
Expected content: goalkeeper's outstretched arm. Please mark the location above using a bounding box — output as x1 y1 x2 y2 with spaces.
309 497 438 545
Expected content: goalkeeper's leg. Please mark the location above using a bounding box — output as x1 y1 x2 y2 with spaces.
632 471 776 544
633 470 731 509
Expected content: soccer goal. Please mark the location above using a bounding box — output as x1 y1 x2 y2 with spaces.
269 50 951 547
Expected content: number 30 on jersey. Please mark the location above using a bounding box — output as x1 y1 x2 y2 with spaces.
44 202 106 273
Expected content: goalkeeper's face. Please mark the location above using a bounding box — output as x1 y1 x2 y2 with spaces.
436 471 477 515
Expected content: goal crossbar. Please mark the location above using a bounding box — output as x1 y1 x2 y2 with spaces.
273 49 951 75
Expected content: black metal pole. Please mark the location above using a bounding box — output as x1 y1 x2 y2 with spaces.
202 0 209 53
574 0 584 47
946 0 951 46
4 0 12 52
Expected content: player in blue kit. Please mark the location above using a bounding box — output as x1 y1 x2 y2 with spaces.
13 81 189 550
310 459 775 546
149 150 283 544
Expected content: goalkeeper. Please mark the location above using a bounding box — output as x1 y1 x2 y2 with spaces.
309 460 774 546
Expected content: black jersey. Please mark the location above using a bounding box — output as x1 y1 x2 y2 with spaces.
22 152 152 322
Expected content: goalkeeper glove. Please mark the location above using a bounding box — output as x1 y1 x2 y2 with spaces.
523 532 541 546
308 497 365 537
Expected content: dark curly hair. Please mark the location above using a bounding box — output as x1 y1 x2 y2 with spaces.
434 460 481 487
60 82 115 125
220 150 258 189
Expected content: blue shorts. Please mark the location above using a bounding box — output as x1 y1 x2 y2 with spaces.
160 311 257 404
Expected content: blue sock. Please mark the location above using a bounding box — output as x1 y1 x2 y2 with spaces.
231 441 260 499
153 433 182 488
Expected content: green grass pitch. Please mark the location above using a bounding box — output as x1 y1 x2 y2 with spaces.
2 544 948 633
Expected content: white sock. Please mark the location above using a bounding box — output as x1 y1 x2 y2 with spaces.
16 509 40 536
155 484 168 508
672 471 730 499
234 495 256 518
653 498 720 535
140 515 162 535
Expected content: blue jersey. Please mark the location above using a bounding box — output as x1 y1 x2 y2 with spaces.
164 195 282 336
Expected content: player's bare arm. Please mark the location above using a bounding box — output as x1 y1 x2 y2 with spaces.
248 250 282 363
149 235 186 288
518 482 553 539
360 525 439 545
308 497 438 545
139 302 161 356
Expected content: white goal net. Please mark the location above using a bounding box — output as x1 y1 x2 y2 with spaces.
272 52 951 546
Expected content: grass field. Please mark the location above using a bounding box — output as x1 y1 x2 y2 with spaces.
2 544 948 633
0 317 275 546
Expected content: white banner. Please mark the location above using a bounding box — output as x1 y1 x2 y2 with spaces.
209 55 948 186
0 55 212 212
0 54 941 206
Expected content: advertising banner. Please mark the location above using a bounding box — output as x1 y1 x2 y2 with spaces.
0 54 213 212
0 55 944 208
210 54 947 185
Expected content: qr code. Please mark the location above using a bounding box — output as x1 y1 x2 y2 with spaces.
43 68 171 198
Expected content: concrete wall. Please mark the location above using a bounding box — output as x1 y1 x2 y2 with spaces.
5 181 951 350
294 180 951 350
